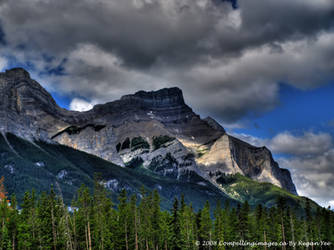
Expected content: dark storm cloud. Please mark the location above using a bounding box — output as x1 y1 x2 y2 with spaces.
0 0 334 122
0 0 227 67
0 0 333 66
0 23 5 45
233 0 334 49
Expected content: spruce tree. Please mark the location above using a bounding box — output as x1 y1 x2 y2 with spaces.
18 191 38 249
199 201 212 249
116 189 129 250
171 197 181 250
238 201 250 242
151 190 161 249
92 177 113 250
213 201 225 250
129 195 139 250
73 185 93 250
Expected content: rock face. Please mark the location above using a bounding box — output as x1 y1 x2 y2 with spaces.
0 68 297 195
0 68 77 141
196 135 297 194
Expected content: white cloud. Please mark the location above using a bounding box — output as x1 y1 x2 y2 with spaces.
221 121 246 130
229 132 267 147
0 56 7 71
49 43 170 104
270 131 333 156
329 200 334 208
69 98 95 112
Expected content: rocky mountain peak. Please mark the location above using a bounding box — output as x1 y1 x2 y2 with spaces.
0 68 297 195
204 116 226 133
1 67 31 80
120 87 185 108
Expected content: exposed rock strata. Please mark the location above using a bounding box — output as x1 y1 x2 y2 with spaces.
0 68 297 194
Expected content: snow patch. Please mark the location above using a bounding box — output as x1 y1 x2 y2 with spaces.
103 179 119 191
57 170 68 180
147 111 154 119
4 164 15 174
35 161 45 167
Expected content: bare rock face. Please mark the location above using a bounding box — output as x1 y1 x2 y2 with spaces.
0 68 69 140
0 68 297 195
197 135 297 194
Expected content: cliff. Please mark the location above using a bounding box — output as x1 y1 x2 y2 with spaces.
0 68 297 195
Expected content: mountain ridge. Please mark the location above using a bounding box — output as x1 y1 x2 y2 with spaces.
0 67 297 197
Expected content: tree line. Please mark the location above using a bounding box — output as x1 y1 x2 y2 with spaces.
0 177 333 249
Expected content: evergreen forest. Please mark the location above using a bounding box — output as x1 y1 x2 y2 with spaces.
0 177 333 250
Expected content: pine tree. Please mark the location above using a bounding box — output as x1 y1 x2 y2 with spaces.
151 190 161 249
199 201 212 249
73 185 93 250
277 197 287 249
160 211 172 250
116 189 129 250
265 207 278 242
225 207 238 242
304 198 313 244
213 201 225 250
35 189 64 249
56 182 74 250
238 201 250 242
92 177 113 250
171 198 181 250
18 191 37 249
128 195 139 250
179 200 197 250
255 204 263 240
138 188 153 250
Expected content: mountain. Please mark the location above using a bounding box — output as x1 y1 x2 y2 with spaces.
0 132 236 210
0 67 305 209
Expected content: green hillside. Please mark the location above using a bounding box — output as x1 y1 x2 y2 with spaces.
0 133 235 210
0 133 320 213
217 173 319 211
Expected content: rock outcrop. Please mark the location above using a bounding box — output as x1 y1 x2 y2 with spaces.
0 68 297 195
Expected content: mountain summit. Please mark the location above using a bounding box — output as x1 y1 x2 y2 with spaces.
0 68 297 196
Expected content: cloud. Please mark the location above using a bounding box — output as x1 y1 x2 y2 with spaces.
0 56 6 71
270 131 333 156
0 0 333 123
0 24 5 45
229 132 267 147
232 131 333 156
329 200 334 208
232 131 334 207
277 151 334 208
69 98 95 112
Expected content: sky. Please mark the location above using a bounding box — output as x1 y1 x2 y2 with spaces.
0 0 333 207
